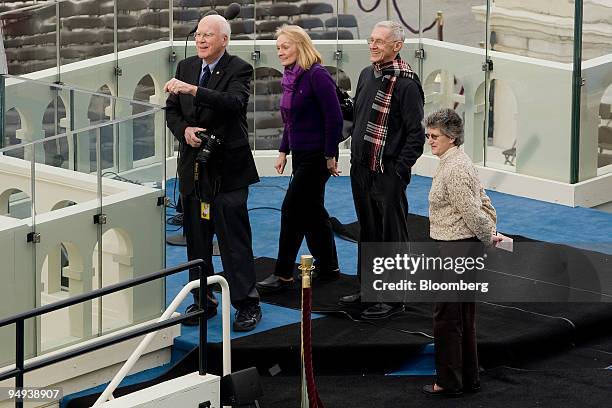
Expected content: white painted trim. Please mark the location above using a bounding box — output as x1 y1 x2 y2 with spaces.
100 373 220 408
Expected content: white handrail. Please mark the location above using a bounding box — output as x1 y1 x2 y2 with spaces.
91 275 232 407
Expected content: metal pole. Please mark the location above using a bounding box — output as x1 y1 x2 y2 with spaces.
437 11 443 42
0 75 4 149
15 320 24 408
386 0 391 20
300 255 313 408
198 265 207 376
483 0 491 166
570 0 583 184
55 0 60 82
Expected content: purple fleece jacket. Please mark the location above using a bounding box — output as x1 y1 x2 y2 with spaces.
279 63 343 157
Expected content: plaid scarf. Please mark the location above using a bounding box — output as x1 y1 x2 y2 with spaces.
362 58 417 173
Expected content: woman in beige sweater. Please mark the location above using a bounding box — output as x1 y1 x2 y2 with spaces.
422 109 501 397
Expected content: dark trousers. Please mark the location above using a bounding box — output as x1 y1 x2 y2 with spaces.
433 302 479 391
351 161 409 282
433 237 481 391
275 150 338 279
182 188 259 310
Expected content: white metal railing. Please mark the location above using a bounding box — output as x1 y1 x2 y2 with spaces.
93 275 232 407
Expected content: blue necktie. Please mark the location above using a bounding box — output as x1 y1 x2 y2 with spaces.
199 65 211 88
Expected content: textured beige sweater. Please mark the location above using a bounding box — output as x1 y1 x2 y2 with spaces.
429 146 497 243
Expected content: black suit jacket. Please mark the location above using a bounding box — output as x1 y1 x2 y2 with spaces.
166 52 259 196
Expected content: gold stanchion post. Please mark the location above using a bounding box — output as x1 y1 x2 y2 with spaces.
437 11 444 41
300 255 314 408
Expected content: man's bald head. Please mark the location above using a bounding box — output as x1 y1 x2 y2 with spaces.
195 15 232 63
200 14 231 39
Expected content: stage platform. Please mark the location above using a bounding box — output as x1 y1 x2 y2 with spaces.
62 176 612 407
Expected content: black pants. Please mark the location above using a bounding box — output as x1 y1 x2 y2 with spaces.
351 161 409 281
182 188 259 310
433 237 482 391
274 150 338 279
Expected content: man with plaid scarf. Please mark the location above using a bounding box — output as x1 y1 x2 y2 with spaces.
339 21 425 319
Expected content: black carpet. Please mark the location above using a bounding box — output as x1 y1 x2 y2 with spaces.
329 215 611 303
258 368 612 408
65 346 612 408
246 252 612 372
67 214 612 406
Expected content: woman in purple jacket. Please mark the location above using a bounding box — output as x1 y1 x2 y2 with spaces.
256 25 344 292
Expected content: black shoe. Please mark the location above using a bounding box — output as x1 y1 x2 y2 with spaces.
182 303 217 326
167 213 183 226
421 384 463 397
463 383 481 393
338 292 361 305
255 274 294 292
360 303 405 320
233 304 262 332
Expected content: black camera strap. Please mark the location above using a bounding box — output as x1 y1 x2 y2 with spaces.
194 161 212 220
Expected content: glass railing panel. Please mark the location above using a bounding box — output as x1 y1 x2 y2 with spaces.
420 39 486 163
485 0 574 182
0 141 36 366
113 95 166 172
1 1 59 76
3 76 72 163
69 83 115 173
582 58 612 179
580 2 612 179
252 42 283 152
32 131 101 353
99 110 165 335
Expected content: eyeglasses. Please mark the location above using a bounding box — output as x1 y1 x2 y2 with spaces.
194 32 216 40
366 38 398 47
425 132 447 141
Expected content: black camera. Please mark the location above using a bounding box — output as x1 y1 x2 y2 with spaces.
195 130 222 165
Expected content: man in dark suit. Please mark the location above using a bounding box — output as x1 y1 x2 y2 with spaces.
164 14 261 332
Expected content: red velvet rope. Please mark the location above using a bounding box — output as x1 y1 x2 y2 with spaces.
302 286 324 408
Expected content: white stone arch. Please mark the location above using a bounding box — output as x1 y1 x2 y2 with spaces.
41 241 84 297
42 95 69 167
0 188 31 218
489 79 518 151
92 227 135 331
78 84 114 173
88 84 114 123
423 69 466 117
132 74 157 162
468 81 487 163
3 106 27 158
39 241 86 350
50 200 77 211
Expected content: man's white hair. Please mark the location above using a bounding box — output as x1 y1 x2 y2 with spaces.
202 14 232 39
373 20 405 42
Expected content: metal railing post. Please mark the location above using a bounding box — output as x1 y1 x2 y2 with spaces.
199 265 207 376
570 0 583 184
15 320 24 408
